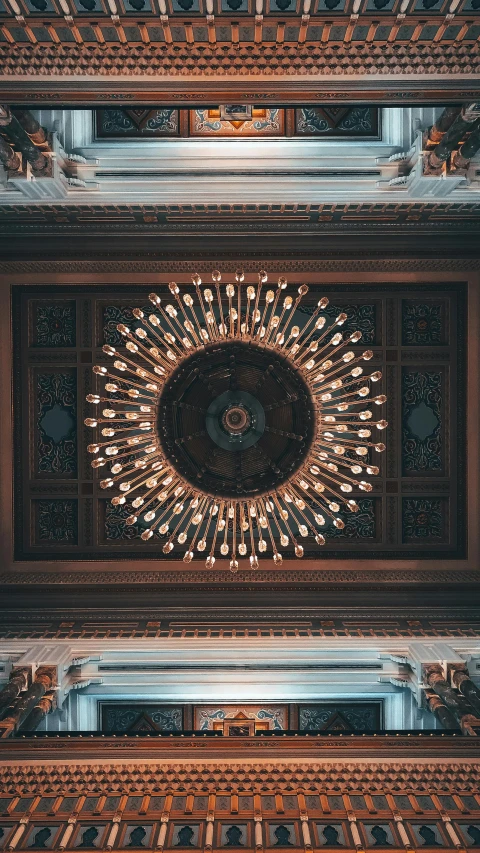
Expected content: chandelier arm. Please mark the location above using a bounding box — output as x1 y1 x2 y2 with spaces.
103 350 162 385
295 330 344 368
208 501 224 564
158 302 197 352
96 369 159 395
146 485 191 536
276 289 307 345
162 488 196 549
291 478 341 518
246 502 257 567
262 281 284 343
286 311 321 353
271 495 300 552
134 309 183 359
300 469 357 505
251 273 266 337
214 282 226 338
280 490 317 539
258 497 280 562
311 450 377 475
291 313 343 362
311 355 372 389
197 500 216 555
118 325 174 372
172 290 202 347
192 277 213 336
270 494 295 547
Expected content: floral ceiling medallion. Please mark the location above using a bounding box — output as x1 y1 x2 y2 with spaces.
86 271 386 569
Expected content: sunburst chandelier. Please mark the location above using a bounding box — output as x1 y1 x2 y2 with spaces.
86 271 386 570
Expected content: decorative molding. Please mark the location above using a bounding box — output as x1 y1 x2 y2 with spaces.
0 754 479 787
1 569 480 585
2 259 480 274
0 45 479 90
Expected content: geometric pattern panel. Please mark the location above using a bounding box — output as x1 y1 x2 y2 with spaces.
33 499 78 545
402 498 449 543
101 705 184 732
194 705 288 730
402 368 445 475
298 702 382 731
96 108 179 138
35 370 77 477
295 106 379 137
31 301 76 348
12 282 466 561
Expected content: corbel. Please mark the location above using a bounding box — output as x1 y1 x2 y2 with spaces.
139 795 150 816
206 13 216 43
298 14 309 41
63 15 83 43
160 14 172 43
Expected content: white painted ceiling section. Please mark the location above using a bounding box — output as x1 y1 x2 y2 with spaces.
1 107 480 204
1 637 480 732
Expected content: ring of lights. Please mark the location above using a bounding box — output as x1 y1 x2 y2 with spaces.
86 270 387 570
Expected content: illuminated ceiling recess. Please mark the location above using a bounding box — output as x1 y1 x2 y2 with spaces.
86 271 387 570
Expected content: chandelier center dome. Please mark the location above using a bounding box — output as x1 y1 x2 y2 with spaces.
222 404 250 435
158 340 315 499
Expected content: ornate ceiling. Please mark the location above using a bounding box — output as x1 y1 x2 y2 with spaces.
12 281 466 565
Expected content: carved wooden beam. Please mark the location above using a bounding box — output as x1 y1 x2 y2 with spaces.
451 122 480 170
427 106 462 144
0 668 30 718
0 135 20 172
427 103 480 170
452 667 480 718
425 664 480 735
19 691 57 733
0 105 49 172
424 691 459 731
0 666 57 739
11 109 48 145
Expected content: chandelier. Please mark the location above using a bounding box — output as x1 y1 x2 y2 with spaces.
86 271 386 570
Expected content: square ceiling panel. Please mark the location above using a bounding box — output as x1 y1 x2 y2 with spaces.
12 282 466 562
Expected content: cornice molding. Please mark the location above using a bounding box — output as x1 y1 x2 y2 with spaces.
1 569 480 585
2 260 480 274
0 46 479 93
1 752 479 782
